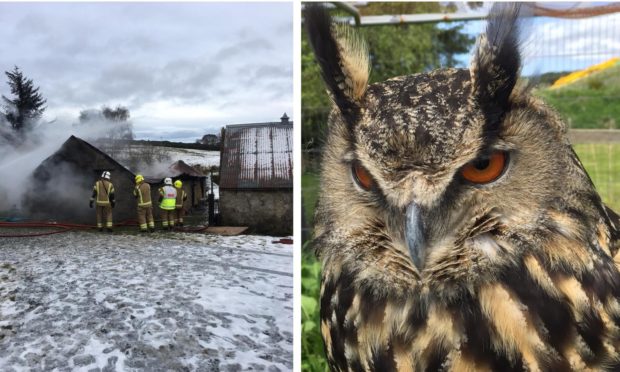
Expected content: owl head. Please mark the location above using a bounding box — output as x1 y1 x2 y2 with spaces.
307 3 617 299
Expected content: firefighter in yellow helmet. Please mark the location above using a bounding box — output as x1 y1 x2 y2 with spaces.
89 171 115 232
173 180 188 226
133 174 155 233
158 177 177 230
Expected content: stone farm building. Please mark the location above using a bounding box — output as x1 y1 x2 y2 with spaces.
219 114 293 235
23 136 207 224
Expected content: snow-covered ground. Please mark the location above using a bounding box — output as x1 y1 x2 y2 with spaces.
0 232 293 371
114 144 221 169
166 147 220 168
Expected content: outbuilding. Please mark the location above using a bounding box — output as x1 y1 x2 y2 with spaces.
144 160 208 214
218 114 293 235
23 135 207 225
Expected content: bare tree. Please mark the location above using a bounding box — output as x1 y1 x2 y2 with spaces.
79 105 134 140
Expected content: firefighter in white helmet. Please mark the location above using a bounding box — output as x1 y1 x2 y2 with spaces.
133 174 155 232
173 180 188 226
90 171 115 232
158 177 177 230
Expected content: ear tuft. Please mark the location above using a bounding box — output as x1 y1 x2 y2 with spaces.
304 4 370 125
471 3 523 113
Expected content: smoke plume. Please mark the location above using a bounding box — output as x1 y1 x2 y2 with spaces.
0 117 134 213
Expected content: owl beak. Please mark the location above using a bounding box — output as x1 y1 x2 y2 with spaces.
406 203 427 272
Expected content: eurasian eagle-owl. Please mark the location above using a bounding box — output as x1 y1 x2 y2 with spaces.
306 3 620 371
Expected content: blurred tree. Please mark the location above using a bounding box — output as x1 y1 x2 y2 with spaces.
302 2 475 148
198 133 220 147
1 66 47 134
79 105 134 140
101 105 130 122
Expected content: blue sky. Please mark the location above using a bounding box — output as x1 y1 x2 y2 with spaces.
0 2 293 142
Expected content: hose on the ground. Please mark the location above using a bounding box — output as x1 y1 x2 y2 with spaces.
0 220 209 238
0 222 75 238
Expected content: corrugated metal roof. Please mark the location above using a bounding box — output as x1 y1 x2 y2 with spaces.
219 121 293 189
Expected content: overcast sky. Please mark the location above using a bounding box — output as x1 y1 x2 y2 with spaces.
0 2 293 142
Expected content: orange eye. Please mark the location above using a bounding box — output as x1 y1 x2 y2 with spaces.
461 151 507 184
352 162 375 190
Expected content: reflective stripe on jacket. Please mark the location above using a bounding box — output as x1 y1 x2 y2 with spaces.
175 187 187 208
134 182 152 207
159 186 177 210
93 180 114 206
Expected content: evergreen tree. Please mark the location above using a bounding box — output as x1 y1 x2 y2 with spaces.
1 66 47 132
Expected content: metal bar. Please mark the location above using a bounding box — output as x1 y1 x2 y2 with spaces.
332 2 361 26
332 12 489 26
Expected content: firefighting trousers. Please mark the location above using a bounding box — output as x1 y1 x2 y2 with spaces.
137 206 155 231
175 207 185 224
160 209 175 228
96 205 113 229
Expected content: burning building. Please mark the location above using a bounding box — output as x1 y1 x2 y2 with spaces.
23 136 208 224
143 160 208 211
218 114 293 235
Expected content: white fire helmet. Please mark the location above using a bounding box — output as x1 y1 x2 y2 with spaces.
164 177 172 185
101 171 111 180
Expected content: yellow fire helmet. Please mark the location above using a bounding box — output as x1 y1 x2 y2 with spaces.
174 180 182 188
135 174 144 184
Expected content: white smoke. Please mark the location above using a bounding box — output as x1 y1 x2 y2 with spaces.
138 159 174 180
99 142 171 177
0 117 127 212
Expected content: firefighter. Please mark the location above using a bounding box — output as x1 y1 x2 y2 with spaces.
133 174 155 233
89 171 115 232
173 180 188 227
158 177 177 230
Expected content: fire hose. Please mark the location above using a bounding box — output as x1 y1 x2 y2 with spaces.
0 220 208 238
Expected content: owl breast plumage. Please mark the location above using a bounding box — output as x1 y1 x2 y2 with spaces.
306 3 620 371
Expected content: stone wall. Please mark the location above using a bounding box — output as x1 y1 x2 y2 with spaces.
219 190 292 236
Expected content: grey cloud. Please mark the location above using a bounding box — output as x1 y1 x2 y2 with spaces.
14 14 50 38
103 35 161 55
95 64 156 98
234 63 292 88
213 38 273 61
158 60 222 99
0 2 292 140
79 59 223 106
253 65 292 80
264 82 293 101
274 21 293 35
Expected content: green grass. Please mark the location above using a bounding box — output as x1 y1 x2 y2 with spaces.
574 143 620 212
302 172 320 226
301 171 326 371
302 246 328 372
536 64 620 129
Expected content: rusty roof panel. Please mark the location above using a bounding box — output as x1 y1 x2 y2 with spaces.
220 122 293 189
